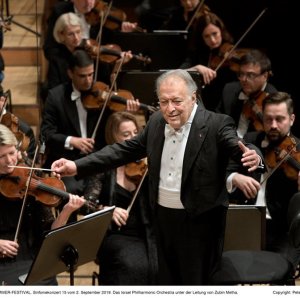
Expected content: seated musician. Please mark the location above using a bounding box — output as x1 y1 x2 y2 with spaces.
41 49 140 211
217 49 277 137
84 111 157 285
43 0 139 61
226 92 300 273
0 124 86 285
45 12 133 98
180 11 236 111
0 84 36 159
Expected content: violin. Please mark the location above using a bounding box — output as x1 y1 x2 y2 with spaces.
242 91 269 132
85 0 145 32
209 43 250 72
82 81 157 113
0 164 101 211
0 165 66 207
0 112 30 152
82 39 151 65
124 159 148 186
265 136 300 181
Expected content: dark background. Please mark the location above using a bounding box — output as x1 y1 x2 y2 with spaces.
114 0 299 135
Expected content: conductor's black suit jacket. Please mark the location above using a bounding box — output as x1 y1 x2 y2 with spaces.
75 104 259 217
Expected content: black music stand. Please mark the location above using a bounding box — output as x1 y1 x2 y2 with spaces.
18 206 115 286
111 31 188 71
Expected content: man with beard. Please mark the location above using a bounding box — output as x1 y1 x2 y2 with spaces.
226 91 300 273
217 49 277 138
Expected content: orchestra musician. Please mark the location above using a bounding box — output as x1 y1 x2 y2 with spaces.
217 49 277 137
161 0 210 31
181 11 236 111
84 111 157 285
43 0 138 61
41 49 140 216
0 84 36 159
225 92 300 278
45 12 132 92
0 124 86 285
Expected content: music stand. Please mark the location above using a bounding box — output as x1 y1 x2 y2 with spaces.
111 31 188 71
18 206 115 285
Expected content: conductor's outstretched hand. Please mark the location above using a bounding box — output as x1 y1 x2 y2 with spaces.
51 158 77 179
238 141 262 172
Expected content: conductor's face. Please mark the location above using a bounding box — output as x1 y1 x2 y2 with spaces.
158 76 196 130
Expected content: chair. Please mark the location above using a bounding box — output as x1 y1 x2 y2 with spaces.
210 198 300 285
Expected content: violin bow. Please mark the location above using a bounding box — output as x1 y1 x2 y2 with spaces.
0 89 9 120
117 160 148 230
94 1 113 82
14 145 40 242
127 167 148 214
260 139 300 185
91 54 126 139
185 0 205 32
215 8 267 72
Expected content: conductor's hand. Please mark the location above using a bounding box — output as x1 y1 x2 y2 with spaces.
51 158 77 179
239 141 262 172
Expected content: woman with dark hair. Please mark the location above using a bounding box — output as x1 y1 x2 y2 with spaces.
182 11 237 111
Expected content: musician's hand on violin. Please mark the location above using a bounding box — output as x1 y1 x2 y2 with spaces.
126 98 140 112
113 207 128 227
188 65 216 85
0 239 19 258
238 141 262 172
70 137 94 154
120 51 133 64
52 194 86 229
51 158 77 179
232 173 260 199
64 194 86 213
121 21 138 32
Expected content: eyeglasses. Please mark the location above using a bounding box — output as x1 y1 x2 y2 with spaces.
237 72 263 81
158 99 184 107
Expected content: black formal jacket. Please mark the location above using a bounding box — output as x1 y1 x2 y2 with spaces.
217 81 277 124
76 104 259 218
227 131 299 232
41 82 110 168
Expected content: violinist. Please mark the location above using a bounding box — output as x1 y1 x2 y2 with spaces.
83 111 157 285
0 124 86 285
41 49 140 205
0 84 36 159
217 49 277 138
226 92 300 276
45 12 133 96
181 11 236 111
161 0 210 31
43 0 139 61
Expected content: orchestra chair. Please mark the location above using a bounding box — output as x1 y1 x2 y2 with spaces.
210 200 300 285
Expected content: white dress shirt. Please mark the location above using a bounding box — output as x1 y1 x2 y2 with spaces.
158 103 197 209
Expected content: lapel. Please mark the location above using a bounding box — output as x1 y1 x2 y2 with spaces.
149 115 166 186
63 84 81 136
181 106 208 185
